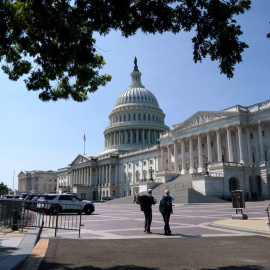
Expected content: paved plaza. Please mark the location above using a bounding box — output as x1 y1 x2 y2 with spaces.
41 201 269 239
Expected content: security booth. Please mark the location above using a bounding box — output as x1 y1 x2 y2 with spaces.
231 190 248 220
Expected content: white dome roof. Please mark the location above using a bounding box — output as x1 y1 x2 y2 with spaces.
115 87 159 108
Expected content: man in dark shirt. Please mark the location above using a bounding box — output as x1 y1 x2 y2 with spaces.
143 189 156 234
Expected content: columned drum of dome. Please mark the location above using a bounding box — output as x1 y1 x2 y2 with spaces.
103 59 169 153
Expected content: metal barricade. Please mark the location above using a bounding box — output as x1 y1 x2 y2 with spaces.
20 201 82 237
0 200 23 226
266 204 270 227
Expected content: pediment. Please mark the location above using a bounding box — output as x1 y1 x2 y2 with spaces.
71 154 91 166
18 171 27 177
172 111 235 132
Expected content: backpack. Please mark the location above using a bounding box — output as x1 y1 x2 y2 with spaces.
161 195 172 213
139 195 152 211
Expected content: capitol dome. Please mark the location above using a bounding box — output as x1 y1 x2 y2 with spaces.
103 58 169 153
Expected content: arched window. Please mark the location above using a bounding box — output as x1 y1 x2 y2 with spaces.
128 114 131 121
133 114 136 120
136 171 140 182
138 114 141 120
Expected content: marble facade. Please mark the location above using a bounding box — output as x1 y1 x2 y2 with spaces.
18 61 270 201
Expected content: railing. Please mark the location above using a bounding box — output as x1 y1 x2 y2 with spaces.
0 200 82 237
21 201 82 237
192 172 224 178
0 200 23 226
266 204 270 228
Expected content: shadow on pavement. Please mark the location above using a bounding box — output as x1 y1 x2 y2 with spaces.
201 266 265 270
39 262 158 270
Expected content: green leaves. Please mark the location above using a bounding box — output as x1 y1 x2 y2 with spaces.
0 0 254 101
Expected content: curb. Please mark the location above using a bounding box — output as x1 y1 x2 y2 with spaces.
0 227 42 270
209 222 270 236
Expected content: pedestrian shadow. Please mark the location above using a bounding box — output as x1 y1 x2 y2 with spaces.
155 232 202 237
201 265 264 270
39 262 159 270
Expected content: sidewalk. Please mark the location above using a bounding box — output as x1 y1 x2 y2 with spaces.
0 216 269 270
0 227 41 270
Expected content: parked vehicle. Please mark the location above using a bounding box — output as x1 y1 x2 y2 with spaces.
37 194 95 215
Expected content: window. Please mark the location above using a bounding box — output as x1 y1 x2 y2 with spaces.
133 114 136 120
152 115 154 121
129 164 131 169
143 161 146 166
262 131 265 136
128 114 131 121
211 142 213 147
193 146 197 151
138 114 141 120
185 148 189 153
124 115 126 121
250 133 253 139
148 114 150 121
150 160 153 165
178 149 181 154
143 114 146 121
202 144 205 149
123 165 126 169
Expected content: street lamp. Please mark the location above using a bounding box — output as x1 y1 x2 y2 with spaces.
149 167 154 181
203 157 209 175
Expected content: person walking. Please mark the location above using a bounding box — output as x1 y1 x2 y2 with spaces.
140 189 156 234
159 190 174 235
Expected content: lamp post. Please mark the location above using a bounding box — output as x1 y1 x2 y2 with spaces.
149 166 154 181
203 157 209 175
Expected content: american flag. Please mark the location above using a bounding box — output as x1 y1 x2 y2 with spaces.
83 134 86 141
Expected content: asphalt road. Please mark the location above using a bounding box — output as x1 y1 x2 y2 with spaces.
39 236 270 270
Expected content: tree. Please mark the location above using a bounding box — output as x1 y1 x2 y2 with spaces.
0 0 252 102
0 182 10 195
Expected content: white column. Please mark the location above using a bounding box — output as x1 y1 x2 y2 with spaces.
153 130 156 144
119 131 121 145
89 167 92 186
246 125 252 163
173 140 179 172
167 145 171 171
216 129 222 162
189 137 194 173
237 124 244 163
105 165 108 185
226 126 233 162
198 134 203 172
115 164 119 185
109 165 111 185
160 147 164 171
111 133 113 146
181 140 186 174
206 132 212 163
125 130 128 144
258 121 265 162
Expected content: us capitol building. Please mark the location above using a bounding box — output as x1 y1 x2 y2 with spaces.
18 59 270 201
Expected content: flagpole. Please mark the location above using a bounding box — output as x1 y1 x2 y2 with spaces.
83 134 86 155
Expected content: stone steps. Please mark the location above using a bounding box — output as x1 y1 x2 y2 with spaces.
105 174 228 204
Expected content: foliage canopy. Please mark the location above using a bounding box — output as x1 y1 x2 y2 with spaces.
0 0 254 102
0 182 10 195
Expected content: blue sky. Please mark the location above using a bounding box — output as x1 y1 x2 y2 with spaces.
0 1 269 190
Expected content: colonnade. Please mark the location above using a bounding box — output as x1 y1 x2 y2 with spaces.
104 129 160 148
160 122 268 174
120 156 158 184
66 164 119 187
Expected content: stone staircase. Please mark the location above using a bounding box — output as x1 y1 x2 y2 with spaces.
105 174 228 204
